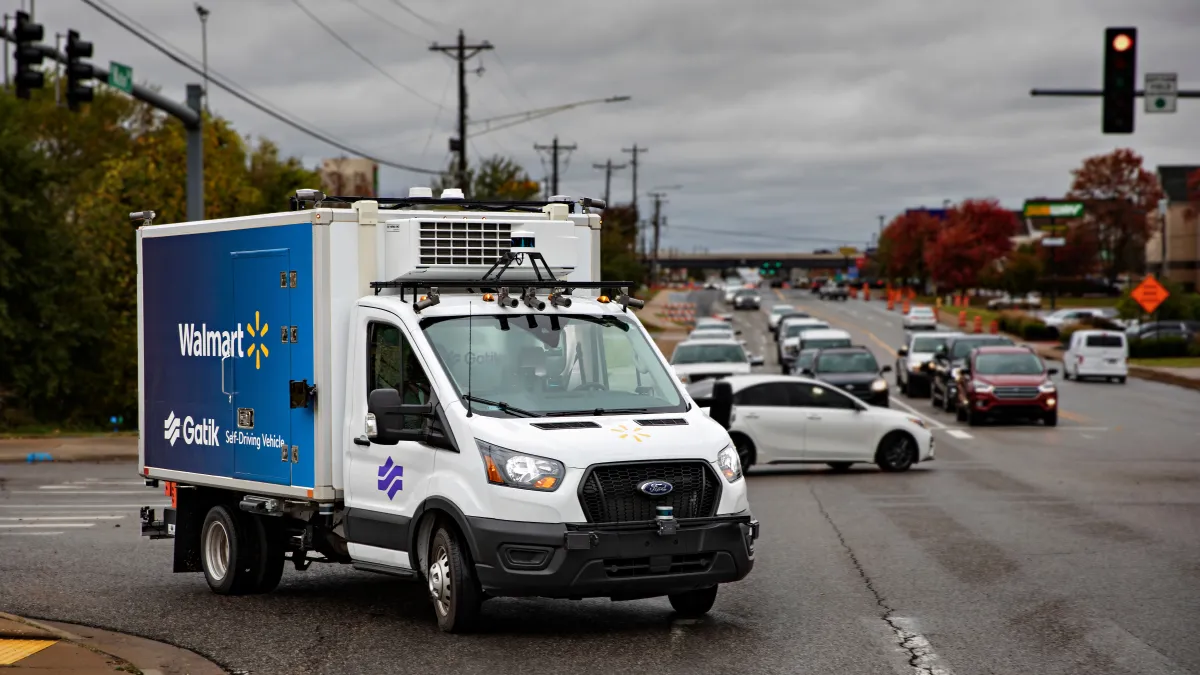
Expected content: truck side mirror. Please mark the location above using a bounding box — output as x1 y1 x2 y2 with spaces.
367 388 434 445
709 380 734 430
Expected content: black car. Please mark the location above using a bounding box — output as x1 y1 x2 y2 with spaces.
925 335 1015 413
799 346 892 406
732 288 762 310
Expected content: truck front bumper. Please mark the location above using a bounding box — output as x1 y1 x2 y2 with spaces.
468 512 758 600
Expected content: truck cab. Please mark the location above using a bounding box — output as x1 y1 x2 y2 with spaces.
137 190 758 632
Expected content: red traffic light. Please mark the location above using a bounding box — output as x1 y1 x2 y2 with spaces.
1112 33 1133 52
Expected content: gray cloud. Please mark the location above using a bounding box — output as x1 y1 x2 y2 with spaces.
14 0 1200 252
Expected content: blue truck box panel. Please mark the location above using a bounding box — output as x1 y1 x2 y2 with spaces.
141 222 316 487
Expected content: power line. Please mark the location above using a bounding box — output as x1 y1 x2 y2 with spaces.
289 0 443 109
387 0 443 30
77 0 441 174
346 0 429 40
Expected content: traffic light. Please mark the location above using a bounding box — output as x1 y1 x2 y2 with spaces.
66 30 95 111
1102 27 1137 134
13 11 46 100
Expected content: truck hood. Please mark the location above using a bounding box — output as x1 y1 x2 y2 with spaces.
466 412 731 468
672 362 752 377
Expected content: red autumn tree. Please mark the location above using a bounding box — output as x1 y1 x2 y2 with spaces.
1066 148 1163 284
925 199 1018 292
1041 223 1100 279
878 210 944 287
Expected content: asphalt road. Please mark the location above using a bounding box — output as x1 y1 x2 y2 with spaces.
1 290 1198 674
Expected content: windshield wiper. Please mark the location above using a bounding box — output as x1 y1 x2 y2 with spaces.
545 407 651 417
462 395 536 418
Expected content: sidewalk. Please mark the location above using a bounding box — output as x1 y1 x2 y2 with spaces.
0 613 224 673
0 435 138 464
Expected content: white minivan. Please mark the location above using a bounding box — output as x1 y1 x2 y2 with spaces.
1063 329 1128 383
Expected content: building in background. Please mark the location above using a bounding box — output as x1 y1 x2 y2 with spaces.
319 157 379 197
1145 165 1200 291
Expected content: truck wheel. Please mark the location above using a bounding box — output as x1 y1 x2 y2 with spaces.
428 526 482 633
200 505 253 595
246 516 286 594
668 585 718 616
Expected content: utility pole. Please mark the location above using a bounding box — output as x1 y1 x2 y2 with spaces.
622 144 646 211
2 14 9 87
592 158 626 206
534 136 577 196
430 30 493 197
195 4 209 114
648 191 667 285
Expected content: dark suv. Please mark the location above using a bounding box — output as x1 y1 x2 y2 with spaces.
925 334 1015 413
799 346 892 406
953 346 1059 426
732 288 762 310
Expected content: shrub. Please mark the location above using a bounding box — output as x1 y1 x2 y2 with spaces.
1019 320 1056 341
1129 337 1191 359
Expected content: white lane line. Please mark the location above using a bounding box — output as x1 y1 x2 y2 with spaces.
0 531 65 536
11 490 159 495
0 523 94 528
890 617 956 675
38 485 89 490
63 480 147 486
0 499 169 504
1081 434 1095 440
945 430 974 440
886 396 948 429
0 516 125 521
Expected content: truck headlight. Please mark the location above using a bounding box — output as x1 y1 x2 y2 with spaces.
477 440 564 491
717 444 743 483
871 378 888 392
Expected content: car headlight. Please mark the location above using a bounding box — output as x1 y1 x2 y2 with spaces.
1038 382 1056 393
907 416 926 429
972 381 994 393
477 440 565 491
871 378 888 392
717 444 743 483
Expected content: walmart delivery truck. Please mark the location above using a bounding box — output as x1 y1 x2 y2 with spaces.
137 189 758 632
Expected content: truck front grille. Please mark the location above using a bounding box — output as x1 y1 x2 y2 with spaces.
418 221 511 266
579 461 720 524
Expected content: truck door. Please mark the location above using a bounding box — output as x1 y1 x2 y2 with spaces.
230 249 292 485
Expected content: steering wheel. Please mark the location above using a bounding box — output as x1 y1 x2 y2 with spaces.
574 382 608 391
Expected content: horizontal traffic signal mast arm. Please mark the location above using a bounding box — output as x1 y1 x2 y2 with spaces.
1030 89 1200 97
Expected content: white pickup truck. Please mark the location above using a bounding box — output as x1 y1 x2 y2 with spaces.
136 189 758 632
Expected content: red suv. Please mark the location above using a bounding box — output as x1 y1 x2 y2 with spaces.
953 346 1059 426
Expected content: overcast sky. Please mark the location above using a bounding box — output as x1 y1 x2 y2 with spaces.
10 0 1200 253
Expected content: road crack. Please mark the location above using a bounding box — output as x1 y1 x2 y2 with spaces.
810 483 945 675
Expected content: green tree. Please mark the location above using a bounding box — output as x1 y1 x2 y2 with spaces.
433 155 540 201
1000 247 1044 296
598 205 644 286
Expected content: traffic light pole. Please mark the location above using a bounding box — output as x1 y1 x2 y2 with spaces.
1 28 205 221
1031 89 1200 97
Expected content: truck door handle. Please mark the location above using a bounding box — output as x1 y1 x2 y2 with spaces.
220 356 232 402
353 436 371 447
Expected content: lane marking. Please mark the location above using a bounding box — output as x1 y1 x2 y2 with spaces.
38 485 88 490
946 430 973 440
1081 434 1095 440
0 516 125 521
0 532 64 537
889 617 957 675
0 523 95 529
885 396 948 430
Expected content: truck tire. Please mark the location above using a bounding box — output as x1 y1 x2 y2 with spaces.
428 525 482 633
200 505 254 595
668 585 718 616
245 516 286 594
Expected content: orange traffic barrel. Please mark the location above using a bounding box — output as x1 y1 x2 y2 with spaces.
973 315 983 333
958 310 967 328
989 319 999 334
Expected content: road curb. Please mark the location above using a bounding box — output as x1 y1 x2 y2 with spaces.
1033 344 1200 391
0 613 226 674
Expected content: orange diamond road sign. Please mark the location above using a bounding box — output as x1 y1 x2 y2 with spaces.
1131 275 1169 314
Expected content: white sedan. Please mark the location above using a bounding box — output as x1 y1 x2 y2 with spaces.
902 306 938 330
688 374 934 473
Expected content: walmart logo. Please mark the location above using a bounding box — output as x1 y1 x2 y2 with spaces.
165 412 181 446
245 311 270 370
610 424 650 443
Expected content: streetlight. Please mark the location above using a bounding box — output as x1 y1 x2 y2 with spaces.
469 95 631 136
194 4 209 114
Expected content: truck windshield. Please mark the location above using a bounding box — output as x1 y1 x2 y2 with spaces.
421 313 686 418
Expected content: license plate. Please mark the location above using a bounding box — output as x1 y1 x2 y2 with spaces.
1106 358 1118 364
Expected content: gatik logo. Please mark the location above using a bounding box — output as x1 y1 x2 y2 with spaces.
163 411 220 447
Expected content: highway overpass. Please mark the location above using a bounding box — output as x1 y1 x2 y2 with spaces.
655 251 862 270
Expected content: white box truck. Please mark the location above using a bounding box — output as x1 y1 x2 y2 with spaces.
137 189 758 632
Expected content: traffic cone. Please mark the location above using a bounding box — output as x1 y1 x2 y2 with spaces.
902 300 910 314
973 315 983 333
958 311 967 328
887 296 895 311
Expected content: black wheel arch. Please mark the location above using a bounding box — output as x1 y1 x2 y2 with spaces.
408 496 479 574
728 431 757 467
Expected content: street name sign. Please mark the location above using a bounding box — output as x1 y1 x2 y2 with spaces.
1041 237 1066 247
1131 275 1169 314
1145 73 1177 114
108 61 133 94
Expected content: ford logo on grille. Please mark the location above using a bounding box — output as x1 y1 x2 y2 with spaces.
638 480 674 496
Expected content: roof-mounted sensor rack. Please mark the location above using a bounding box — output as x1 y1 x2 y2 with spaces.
289 189 605 213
